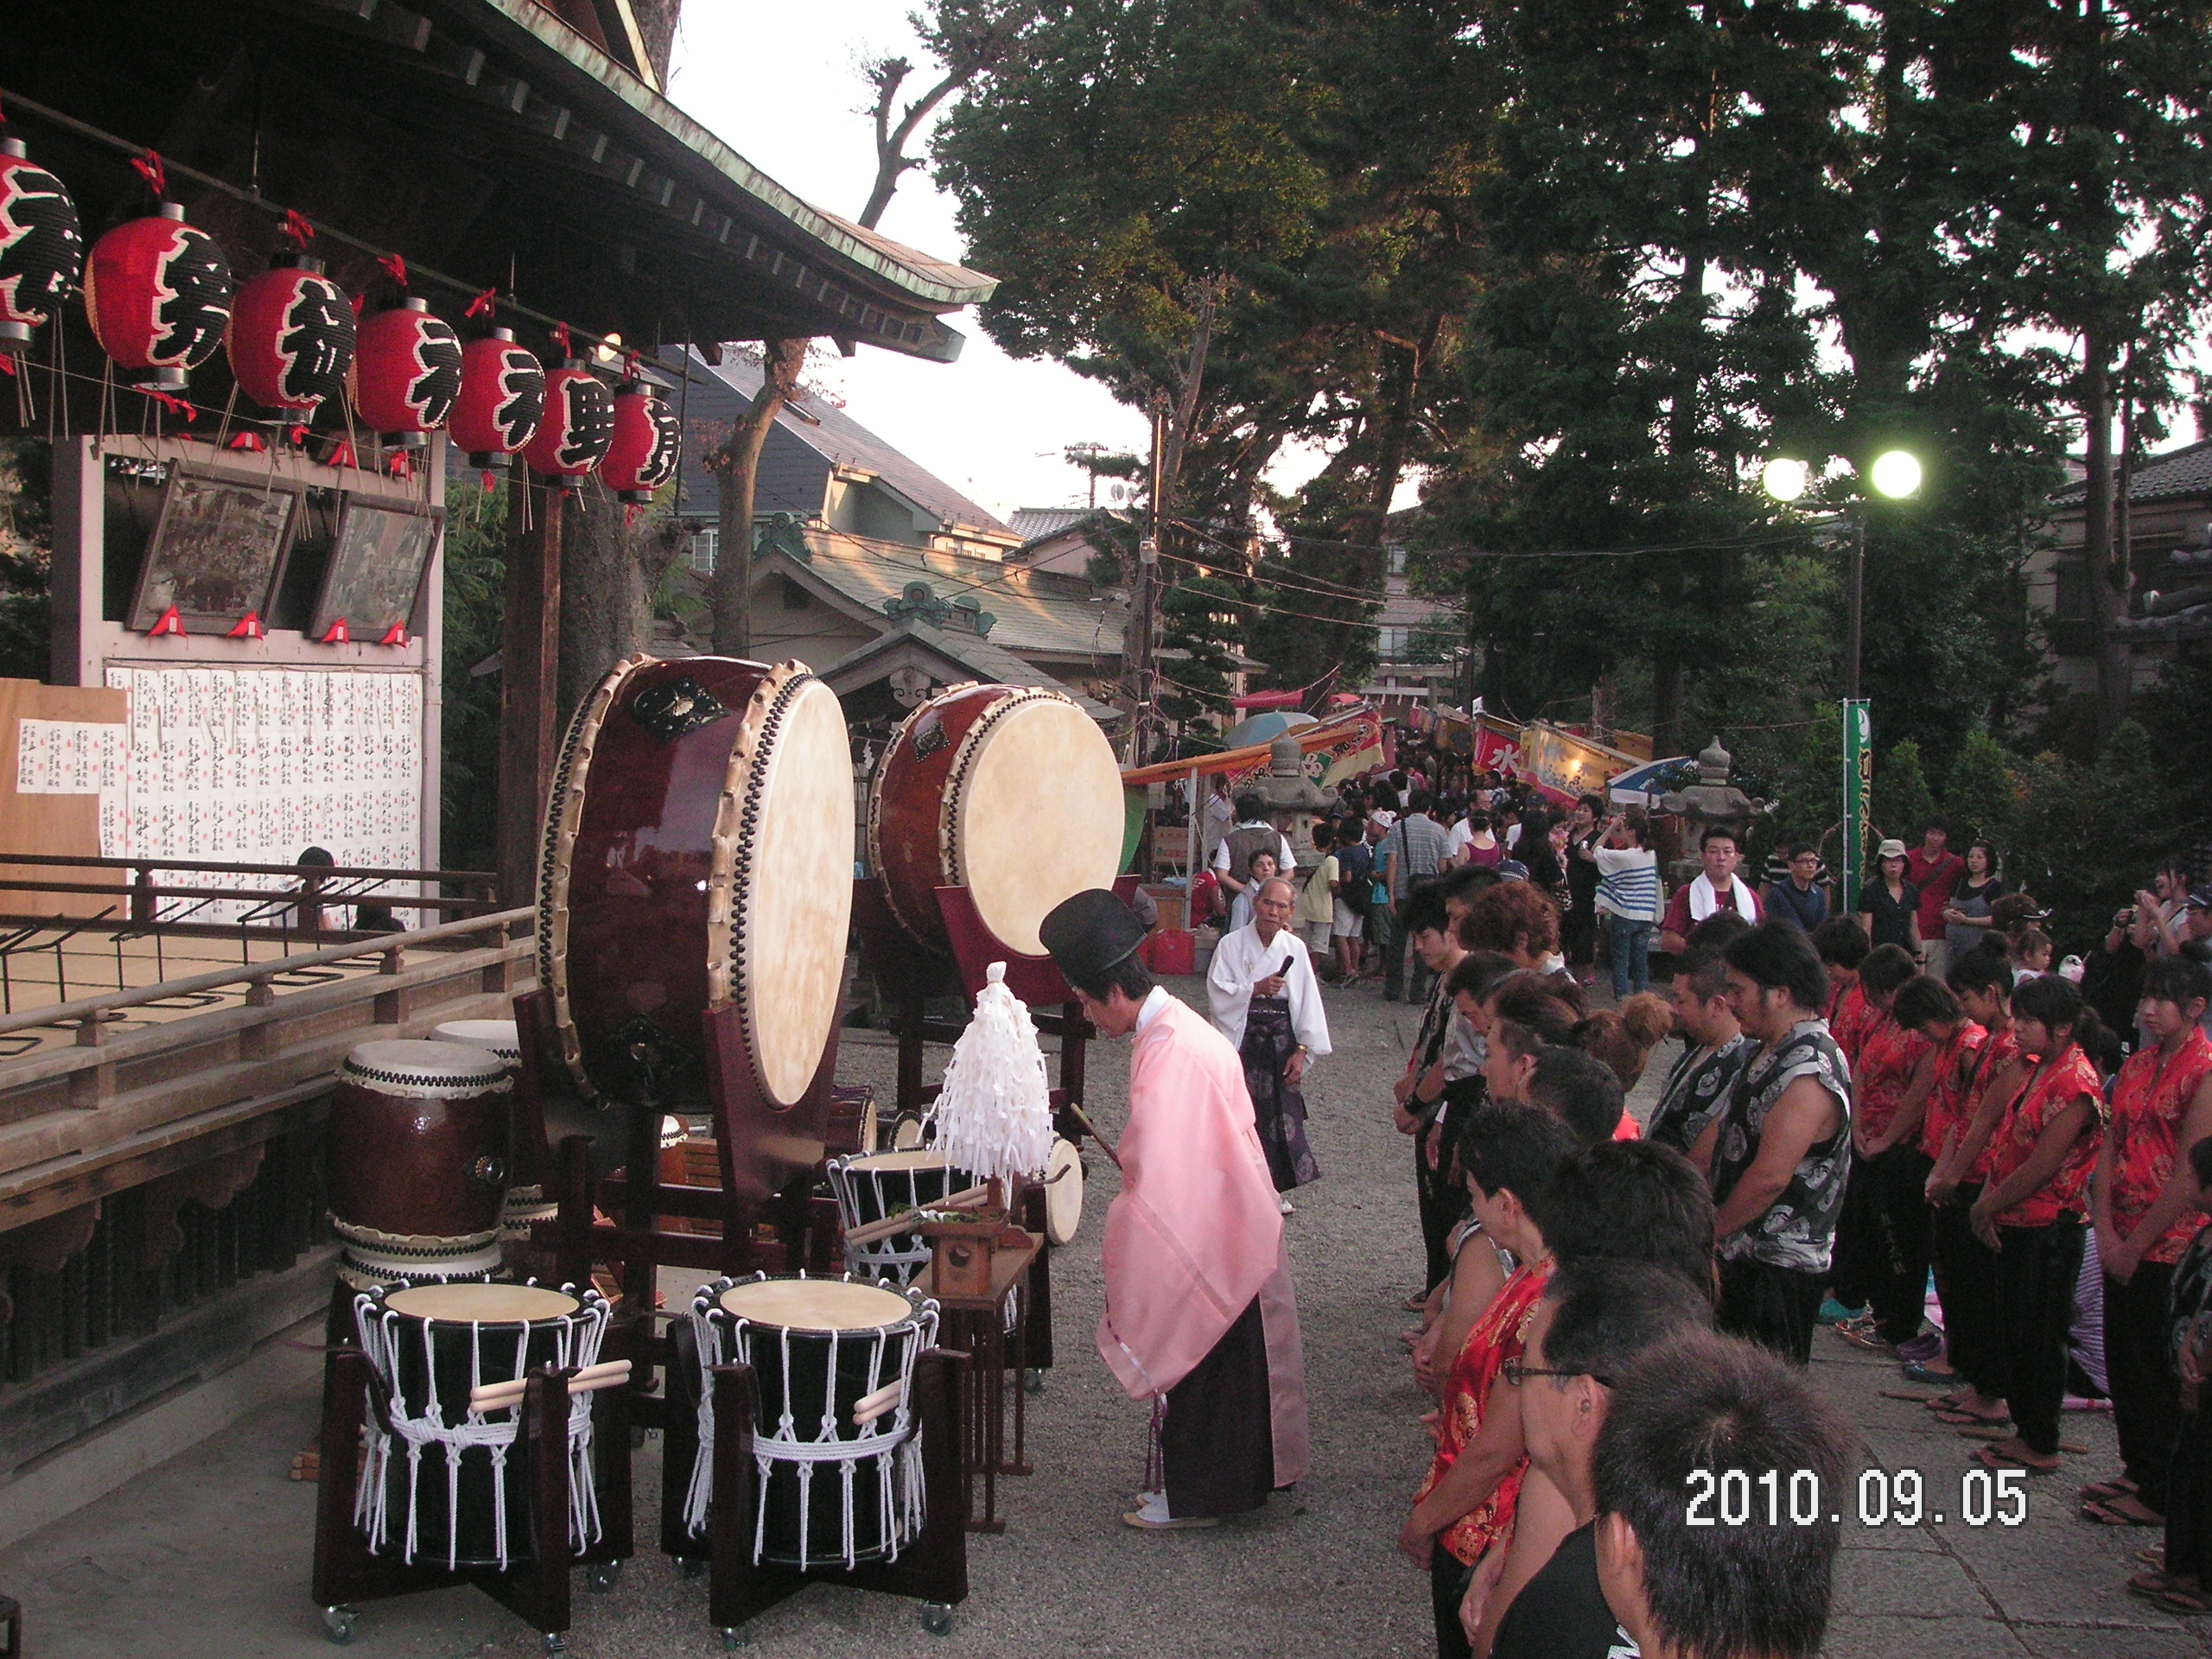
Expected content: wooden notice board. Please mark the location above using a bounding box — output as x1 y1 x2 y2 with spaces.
0 677 132 918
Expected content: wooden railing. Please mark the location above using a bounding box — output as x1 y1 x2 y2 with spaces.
0 906 537 1232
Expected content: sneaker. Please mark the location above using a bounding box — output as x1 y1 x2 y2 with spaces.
1819 1296 1867 1325
1896 1332 1945 1363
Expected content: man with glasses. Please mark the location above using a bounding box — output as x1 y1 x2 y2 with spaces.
1474 1261 1717 1659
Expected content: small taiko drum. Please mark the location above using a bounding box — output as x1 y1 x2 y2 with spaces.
429 1019 552 1257
867 683 1124 957
538 654 854 1111
825 1149 973 1285
683 1274 937 1570
326 1039 512 1289
352 1281 611 1568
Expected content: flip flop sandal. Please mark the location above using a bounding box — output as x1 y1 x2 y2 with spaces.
2157 1588 2212 1615
1934 1407 2011 1427
2080 1477 2139 1502
2080 1497 2165 1528
1877 1388 1944 1403
2130 1569 2184 1599
1901 1363 1959 1386
2139 1545 2168 1567
1975 1445 2061 1475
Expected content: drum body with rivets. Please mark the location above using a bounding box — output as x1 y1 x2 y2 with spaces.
867 683 1124 957
326 1039 513 1289
688 1274 937 1569
352 1281 609 1567
538 654 854 1113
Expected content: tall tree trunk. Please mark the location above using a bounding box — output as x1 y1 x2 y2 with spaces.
560 490 690 716
708 339 805 657
2079 337 2131 740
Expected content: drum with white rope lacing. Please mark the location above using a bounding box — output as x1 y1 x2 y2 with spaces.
683 1274 938 1570
824 1148 975 1285
350 1281 611 1570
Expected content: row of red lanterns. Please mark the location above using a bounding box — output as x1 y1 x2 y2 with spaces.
0 136 679 499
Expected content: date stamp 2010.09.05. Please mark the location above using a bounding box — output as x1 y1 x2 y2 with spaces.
1687 1465 2029 1530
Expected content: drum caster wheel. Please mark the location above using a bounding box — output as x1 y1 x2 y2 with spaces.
322 1605 358 1645
542 1635 566 1657
679 1557 708 1580
721 1626 748 1650
1023 1368 1046 1395
586 1562 620 1593
919 1603 954 1637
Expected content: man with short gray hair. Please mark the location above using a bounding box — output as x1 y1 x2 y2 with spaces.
1208 874 1331 1211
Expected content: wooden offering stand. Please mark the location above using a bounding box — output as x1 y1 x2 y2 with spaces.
507 988 972 1641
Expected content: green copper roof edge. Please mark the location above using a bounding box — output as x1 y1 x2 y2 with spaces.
437 0 998 309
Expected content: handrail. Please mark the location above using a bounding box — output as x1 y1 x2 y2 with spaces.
0 880 495 911
0 905 534 1040
0 852 499 884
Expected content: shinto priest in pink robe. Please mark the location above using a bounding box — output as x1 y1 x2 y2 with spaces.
1039 889 1310 1524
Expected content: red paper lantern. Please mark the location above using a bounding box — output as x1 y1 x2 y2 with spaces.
600 380 681 503
84 202 232 390
352 296 463 446
450 327 544 468
521 358 614 488
226 255 353 416
0 136 84 353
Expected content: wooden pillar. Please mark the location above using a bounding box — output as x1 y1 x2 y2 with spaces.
498 479 563 909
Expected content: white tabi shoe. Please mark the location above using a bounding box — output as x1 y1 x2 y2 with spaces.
1121 1490 1217 1530
1278 1196 1294 1215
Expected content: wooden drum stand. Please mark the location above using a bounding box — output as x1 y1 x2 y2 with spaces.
512 987 972 1643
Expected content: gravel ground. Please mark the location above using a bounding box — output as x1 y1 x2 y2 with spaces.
0 969 2191 1656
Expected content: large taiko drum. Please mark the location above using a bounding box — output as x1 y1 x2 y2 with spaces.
538 654 854 1110
352 1281 611 1568
867 683 1124 957
683 1274 937 1570
326 1039 512 1289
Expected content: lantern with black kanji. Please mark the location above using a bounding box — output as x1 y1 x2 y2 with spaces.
0 136 84 353
521 358 614 489
450 327 544 474
353 297 463 447
85 203 232 390
226 255 354 417
600 378 681 504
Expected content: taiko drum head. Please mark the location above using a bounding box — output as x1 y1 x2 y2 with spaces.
384 1282 580 1323
952 694 1124 956
429 1019 521 1060
718 1277 917 1332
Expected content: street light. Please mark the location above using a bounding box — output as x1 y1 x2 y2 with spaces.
1760 448 1920 701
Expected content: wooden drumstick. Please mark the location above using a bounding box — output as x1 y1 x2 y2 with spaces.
1064 1102 1122 1170
851 1379 904 1425
841 1183 993 1246
468 1357 632 1413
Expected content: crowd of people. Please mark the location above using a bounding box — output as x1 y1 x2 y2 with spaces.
1185 749 2212 1656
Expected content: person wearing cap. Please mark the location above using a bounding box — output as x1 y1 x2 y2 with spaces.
1038 889 1311 1531
1856 838 1923 958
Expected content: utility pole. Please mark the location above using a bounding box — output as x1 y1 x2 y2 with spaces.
1127 403 1165 766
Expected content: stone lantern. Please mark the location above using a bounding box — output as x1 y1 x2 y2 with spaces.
1657 737 1765 887
1253 734 1338 871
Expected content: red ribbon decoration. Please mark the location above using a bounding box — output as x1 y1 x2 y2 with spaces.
227 613 265 640
130 150 167 200
554 321 573 359
135 386 196 423
0 356 14 379
376 253 409 289
145 605 185 639
327 439 358 471
280 209 316 250
320 619 351 645
480 468 498 493
378 624 409 647
350 293 365 319
465 288 498 319
387 452 414 480
226 431 265 452
285 423 309 448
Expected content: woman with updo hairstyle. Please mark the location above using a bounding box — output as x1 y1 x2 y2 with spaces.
1459 880 1563 975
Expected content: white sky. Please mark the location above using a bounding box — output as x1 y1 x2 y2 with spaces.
665 3 1307 526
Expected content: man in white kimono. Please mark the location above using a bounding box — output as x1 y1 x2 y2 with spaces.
1039 890 1310 1531
1207 876 1332 1209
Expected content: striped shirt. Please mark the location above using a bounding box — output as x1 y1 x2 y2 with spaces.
1592 848 1662 923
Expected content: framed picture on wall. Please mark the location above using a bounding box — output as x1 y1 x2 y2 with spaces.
128 465 300 632
310 496 443 642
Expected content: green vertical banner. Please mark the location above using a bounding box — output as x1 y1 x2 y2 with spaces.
1841 699 1871 914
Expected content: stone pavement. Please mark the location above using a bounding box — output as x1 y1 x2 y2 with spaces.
0 970 2196 1656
